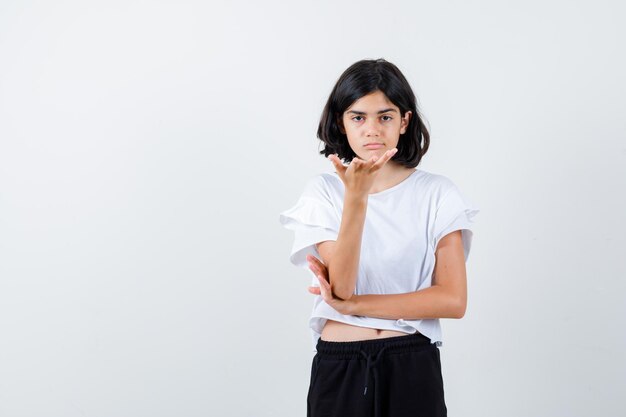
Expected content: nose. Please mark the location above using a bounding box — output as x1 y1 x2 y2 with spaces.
365 118 381 137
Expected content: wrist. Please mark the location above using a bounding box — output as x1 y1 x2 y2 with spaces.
344 191 368 204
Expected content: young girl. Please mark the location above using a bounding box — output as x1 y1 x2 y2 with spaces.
279 58 479 417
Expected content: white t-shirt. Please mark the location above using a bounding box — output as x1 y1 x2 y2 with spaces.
279 168 480 352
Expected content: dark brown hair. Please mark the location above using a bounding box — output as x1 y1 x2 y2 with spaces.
317 58 430 168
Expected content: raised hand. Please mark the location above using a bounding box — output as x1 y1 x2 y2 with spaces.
328 148 398 196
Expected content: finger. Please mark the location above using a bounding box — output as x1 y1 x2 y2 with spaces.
348 157 361 168
372 147 397 169
362 150 386 169
329 154 347 175
317 277 331 299
307 255 325 268
317 274 330 287
348 158 368 176
307 259 320 273
306 254 320 263
365 154 380 167
371 148 394 165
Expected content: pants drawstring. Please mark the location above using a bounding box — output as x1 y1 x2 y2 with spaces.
359 345 389 396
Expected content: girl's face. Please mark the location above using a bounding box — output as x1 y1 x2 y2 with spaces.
339 90 411 161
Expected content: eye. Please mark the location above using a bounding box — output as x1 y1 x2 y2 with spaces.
352 116 364 122
381 115 393 121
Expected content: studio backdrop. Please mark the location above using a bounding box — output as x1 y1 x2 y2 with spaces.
0 1 624 416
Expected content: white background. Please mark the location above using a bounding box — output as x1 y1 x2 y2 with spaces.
1 1 624 416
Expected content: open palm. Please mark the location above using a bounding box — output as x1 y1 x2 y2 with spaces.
306 254 354 315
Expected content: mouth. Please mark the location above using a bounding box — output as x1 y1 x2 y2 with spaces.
364 143 384 149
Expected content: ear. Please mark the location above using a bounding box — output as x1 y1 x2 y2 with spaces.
400 110 412 134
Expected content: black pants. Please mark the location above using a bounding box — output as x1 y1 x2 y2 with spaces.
307 332 447 417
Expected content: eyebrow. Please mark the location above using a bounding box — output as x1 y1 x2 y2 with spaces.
346 108 398 115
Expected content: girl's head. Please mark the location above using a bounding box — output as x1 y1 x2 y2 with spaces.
317 58 430 168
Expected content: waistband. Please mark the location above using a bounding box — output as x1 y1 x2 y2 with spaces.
315 331 434 358
314 331 435 397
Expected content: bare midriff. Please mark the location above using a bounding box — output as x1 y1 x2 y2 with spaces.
320 319 417 342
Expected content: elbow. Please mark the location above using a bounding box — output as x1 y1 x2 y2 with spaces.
453 309 466 319
327 268 356 301
329 277 355 301
453 298 467 319
436 285 466 318
331 285 355 301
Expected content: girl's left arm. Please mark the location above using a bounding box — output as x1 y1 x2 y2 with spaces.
309 230 467 319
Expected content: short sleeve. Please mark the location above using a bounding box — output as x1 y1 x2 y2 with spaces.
431 182 480 261
278 176 341 269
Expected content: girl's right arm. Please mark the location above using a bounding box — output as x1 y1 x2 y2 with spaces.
316 190 368 301
315 149 397 301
